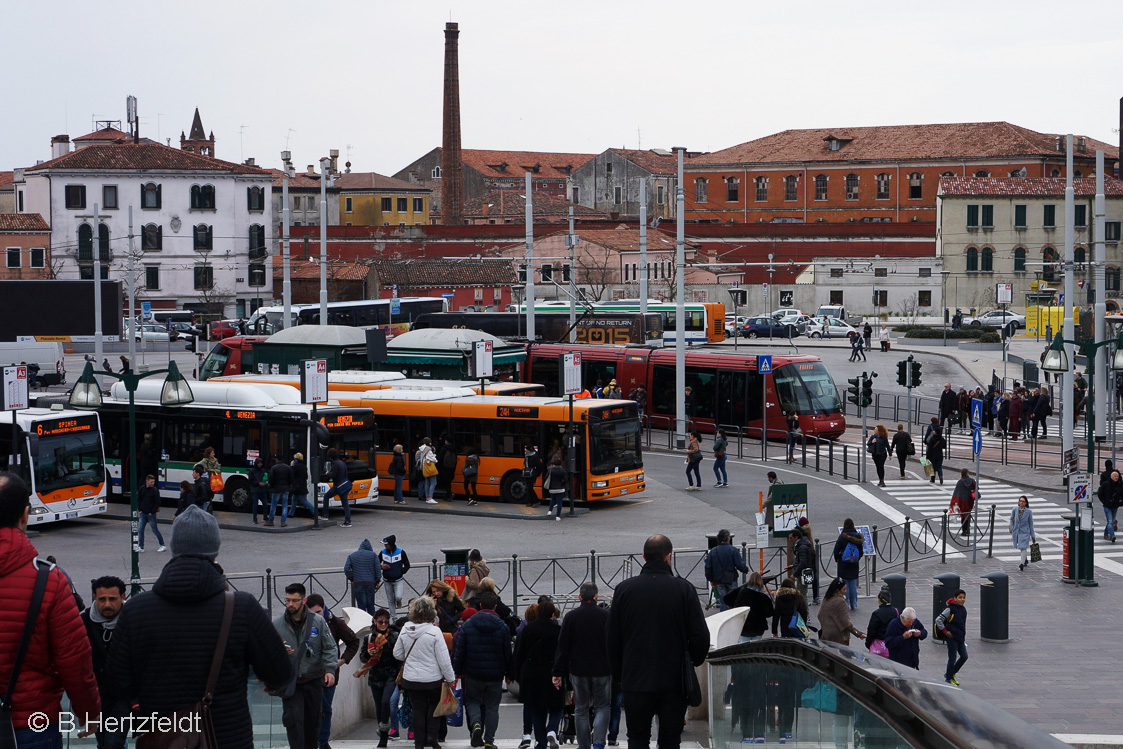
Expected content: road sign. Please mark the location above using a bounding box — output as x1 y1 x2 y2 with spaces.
837 525 875 556
390 298 401 316
758 355 773 374
2 366 28 410
561 352 582 396
1070 473 1090 505
300 359 329 404
472 340 494 379
1059 293 1065 305
141 301 152 320
1062 447 1080 476
996 283 1013 305
972 428 982 455
970 398 982 428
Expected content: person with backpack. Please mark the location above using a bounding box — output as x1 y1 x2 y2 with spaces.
463 450 480 506
265 455 292 528
925 426 946 485
833 519 864 611
544 457 568 521
788 528 817 606
321 448 354 525
866 424 890 487
191 464 212 512
389 445 407 505
705 528 748 610
771 578 810 638
890 423 914 479
935 589 969 686
522 443 544 507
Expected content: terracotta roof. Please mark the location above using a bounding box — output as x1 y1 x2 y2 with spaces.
0 214 50 231
0 172 13 190
267 168 336 189
26 142 271 175
938 176 1123 198
461 190 606 219
276 258 371 281
461 149 595 180
607 149 678 175
571 227 697 254
74 127 131 142
369 258 516 287
334 172 430 193
695 122 1120 166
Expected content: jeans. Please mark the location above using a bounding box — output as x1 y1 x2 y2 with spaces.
389 684 401 732
138 511 163 549
529 705 563 749
282 677 325 749
290 491 316 517
685 459 701 487
322 480 353 522
622 690 688 749
393 475 405 502
844 577 858 610
405 684 443 749
353 583 376 614
608 689 623 743
462 675 503 743
549 491 565 517
251 487 267 521
371 678 396 729
384 579 405 616
571 674 612 749
417 474 436 500
944 639 968 681
268 491 288 523
712 455 727 483
930 456 944 482
1105 506 1118 540
318 682 337 745
713 582 736 612
14 727 62 749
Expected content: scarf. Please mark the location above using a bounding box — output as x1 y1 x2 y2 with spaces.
88 605 120 632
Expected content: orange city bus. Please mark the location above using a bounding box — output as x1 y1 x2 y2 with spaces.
210 372 546 397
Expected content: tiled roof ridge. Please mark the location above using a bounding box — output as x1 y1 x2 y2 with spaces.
25 141 270 175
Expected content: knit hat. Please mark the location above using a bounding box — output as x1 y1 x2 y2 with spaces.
878 585 892 604
461 607 478 622
383 534 396 546
170 505 221 559
798 516 809 527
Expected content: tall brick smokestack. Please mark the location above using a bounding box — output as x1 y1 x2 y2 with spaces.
441 22 463 226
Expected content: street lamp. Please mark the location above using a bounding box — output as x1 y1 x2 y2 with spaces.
940 270 950 346
69 360 194 595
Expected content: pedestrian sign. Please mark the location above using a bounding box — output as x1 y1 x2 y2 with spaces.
758 355 773 374
1070 473 1090 505
970 398 982 428
972 428 982 455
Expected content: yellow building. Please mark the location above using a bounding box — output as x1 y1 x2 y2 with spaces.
334 172 432 226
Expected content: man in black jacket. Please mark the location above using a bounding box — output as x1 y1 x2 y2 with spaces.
606 535 710 749
266 455 293 527
136 473 165 552
703 529 747 611
105 506 292 749
321 448 353 527
82 576 128 749
553 582 611 749
938 384 959 432
453 591 512 748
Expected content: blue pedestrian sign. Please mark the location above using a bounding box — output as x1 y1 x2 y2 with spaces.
972 428 983 456
758 355 773 374
970 398 982 428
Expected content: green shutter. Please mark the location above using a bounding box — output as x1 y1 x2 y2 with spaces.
966 205 979 227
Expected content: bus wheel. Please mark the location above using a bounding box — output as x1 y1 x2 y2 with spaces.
500 472 532 504
225 478 251 512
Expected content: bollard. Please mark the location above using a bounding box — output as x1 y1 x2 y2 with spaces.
882 573 907 611
979 571 1010 643
941 511 948 564
987 505 996 558
932 572 961 640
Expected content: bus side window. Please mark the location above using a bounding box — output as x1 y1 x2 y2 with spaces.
495 420 538 458
223 422 262 468
376 414 407 454
531 357 560 397
454 419 495 457
170 420 214 465
685 368 716 419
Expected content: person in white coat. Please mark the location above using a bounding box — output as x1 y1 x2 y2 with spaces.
1009 495 1036 571
394 596 455 749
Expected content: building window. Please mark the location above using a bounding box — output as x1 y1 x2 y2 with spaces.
17 191 23 212
78 224 93 261
142 224 162 251
830 268 844 278
193 265 214 290
98 224 110 262
102 185 118 210
292 196 302 210
874 267 888 278
193 224 213 251
754 176 768 202
381 197 392 212
785 175 798 201
919 267 932 278
814 175 828 201
981 204 994 228
725 177 739 202
249 224 266 258
1107 221 1121 241
918 290 932 307
1074 246 1086 266
573 186 580 203
1109 266 1121 292
30 248 44 268
79 265 109 280
874 290 888 307
614 186 622 205
141 183 161 209
1043 204 1056 228
966 204 979 229
829 290 844 305
695 178 708 203
397 197 408 212
306 196 317 212
413 197 424 212
247 186 265 212
1051 169 1061 178
1014 247 1026 272
145 265 159 290
190 185 216 210
431 165 442 178
1075 204 1087 227
605 162 613 174
657 186 665 205
908 172 922 200
249 263 266 287
1014 204 1027 228
1075 170 1083 178
6 248 20 268
981 247 994 272
974 169 990 178
64 185 86 209
876 173 890 200
344 197 353 213
966 247 978 272
843 174 858 201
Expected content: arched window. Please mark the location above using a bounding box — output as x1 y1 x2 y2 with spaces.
844 174 859 200
1074 246 1086 265
813 174 828 201
694 178 708 203
941 171 956 177
1075 170 1083 178
974 169 990 178
966 247 978 272
784 175 798 201
431 165 442 179
191 184 215 210
908 172 923 199
725 176 739 202
193 224 213 251
142 224 162 252
875 173 890 200
98 224 110 262
78 223 93 262
1013 247 1026 272
141 182 161 209
981 246 993 272
754 176 768 202
1050 168 1061 178
246 186 265 212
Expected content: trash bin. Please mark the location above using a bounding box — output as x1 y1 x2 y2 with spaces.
1062 514 1077 583
440 547 471 596
933 572 960 633
979 571 1010 642
882 573 907 611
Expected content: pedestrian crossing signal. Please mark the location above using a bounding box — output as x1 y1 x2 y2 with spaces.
861 375 874 407
897 360 908 387
910 360 922 388
847 377 861 407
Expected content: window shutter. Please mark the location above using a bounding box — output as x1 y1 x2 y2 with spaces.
156 185 162 209
157 225 163 250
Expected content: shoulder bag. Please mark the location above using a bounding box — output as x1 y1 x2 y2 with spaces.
136 590 235 749
394 638 419 686
0 559 51 749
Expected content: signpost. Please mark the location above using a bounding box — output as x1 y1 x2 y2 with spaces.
971 398 983 428
972 425 982 562
771 483 808 539
1062 447 1080 477
1069 473 1090 505
3 366 28 470
300 358 328 529
560 352 581 515
758 355 772 461
390 297 401 316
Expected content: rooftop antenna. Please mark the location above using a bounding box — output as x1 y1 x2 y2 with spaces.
239 125 248 162
637 127 642 150
285 128 296 150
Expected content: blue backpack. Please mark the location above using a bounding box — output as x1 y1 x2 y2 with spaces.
841 541 860 564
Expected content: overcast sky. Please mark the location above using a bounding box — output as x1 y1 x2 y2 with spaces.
5 1 1121 176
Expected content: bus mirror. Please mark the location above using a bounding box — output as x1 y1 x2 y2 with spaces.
26 433 39 459
311 423 330 449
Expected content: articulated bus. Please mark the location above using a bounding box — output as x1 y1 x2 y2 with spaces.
0 408 108 525
412 311 663 345
210 371 546 397
524 344 846 439
97 380 380 511
245 297 448 337
528 300 725 345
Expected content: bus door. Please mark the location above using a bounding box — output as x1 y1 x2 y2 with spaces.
716 370 749 430
529 355 560 396
134 420 166 490
267 425 304 477
584 360 617 395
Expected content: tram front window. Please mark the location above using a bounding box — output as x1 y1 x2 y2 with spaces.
773 362 842 416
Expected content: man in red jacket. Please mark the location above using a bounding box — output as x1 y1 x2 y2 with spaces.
0 472 100 746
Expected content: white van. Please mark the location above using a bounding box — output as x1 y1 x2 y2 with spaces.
0 342 66 386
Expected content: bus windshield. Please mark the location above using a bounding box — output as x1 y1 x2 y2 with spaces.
773 361 842 415
588 417 643 475
333 430 376 479
35 430 104 496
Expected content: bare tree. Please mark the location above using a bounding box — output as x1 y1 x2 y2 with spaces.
574 249 619 302
197 283 235 318
895 295 921 324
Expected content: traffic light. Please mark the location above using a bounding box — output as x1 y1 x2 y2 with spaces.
896 360 908 387
542 264 553 282
861 374 874 407
910 360 922 388
846 377 861 407
561 264 572 283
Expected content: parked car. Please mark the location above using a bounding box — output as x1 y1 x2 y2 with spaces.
771 309 808 323
210 319 243 339
130 323 178 343
963 310 1026 330
807 317 859 339
724 315 751 337
741 316 802 339
815 305 853 325
169 321 203 338
771 313 811 335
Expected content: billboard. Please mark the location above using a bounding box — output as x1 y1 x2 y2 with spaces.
0 281 123 341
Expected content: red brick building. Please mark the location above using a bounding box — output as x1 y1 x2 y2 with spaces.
0 213 52 280
367 258 516 310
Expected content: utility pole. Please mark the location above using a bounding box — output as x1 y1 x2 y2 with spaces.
92 203 103 371
1094 150 1107 442
639 179 648 315
127 207 136 368
282 151 293 330
674 147 687 449
525 172 536 342
1062 135 1076 475
319 156 330 325
566 193 577 344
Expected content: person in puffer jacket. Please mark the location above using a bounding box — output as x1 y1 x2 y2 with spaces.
453 591 512 748
395 596 455 749
345 539 382 614
0 472 100 745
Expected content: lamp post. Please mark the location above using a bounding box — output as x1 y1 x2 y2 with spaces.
941 270 950 346
69 361 194 595
1042 330 1123 587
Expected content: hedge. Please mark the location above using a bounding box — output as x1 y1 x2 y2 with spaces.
903 327 987 339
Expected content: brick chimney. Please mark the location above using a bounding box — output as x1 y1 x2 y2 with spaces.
441 22 463 226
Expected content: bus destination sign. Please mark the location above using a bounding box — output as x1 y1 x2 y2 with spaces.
320 412 370 429
37 416 97 437
224 410 258 420
497 405 539 419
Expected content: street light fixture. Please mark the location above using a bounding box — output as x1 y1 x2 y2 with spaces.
69 360 195 594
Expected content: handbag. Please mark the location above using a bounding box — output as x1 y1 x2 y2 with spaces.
445 680 464 727
422 460 438 478
868 639 889 658
1029 542 1042 564
395 639 419 686
906 442 916 456
136 591 234 749
433 680 459 717
0 560 51 749
688 450 703 464
209 472 224 493
788 613 811 639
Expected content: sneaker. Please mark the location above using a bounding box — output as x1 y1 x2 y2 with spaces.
425 498 439 505
714 482 723 487
949 676 960 686
519 736 532 749
407 731 413 741
471 723 484 747
320 743 332 749
157 545 167 552
468 499 478 506
280 523 287 528
341 522 352 528
547 732 559 749
556 515 562 522
812 598 821 605
263 521 274 527
593 743 604 749
137 547 145 553
388 729 399 740
608 742 619 747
